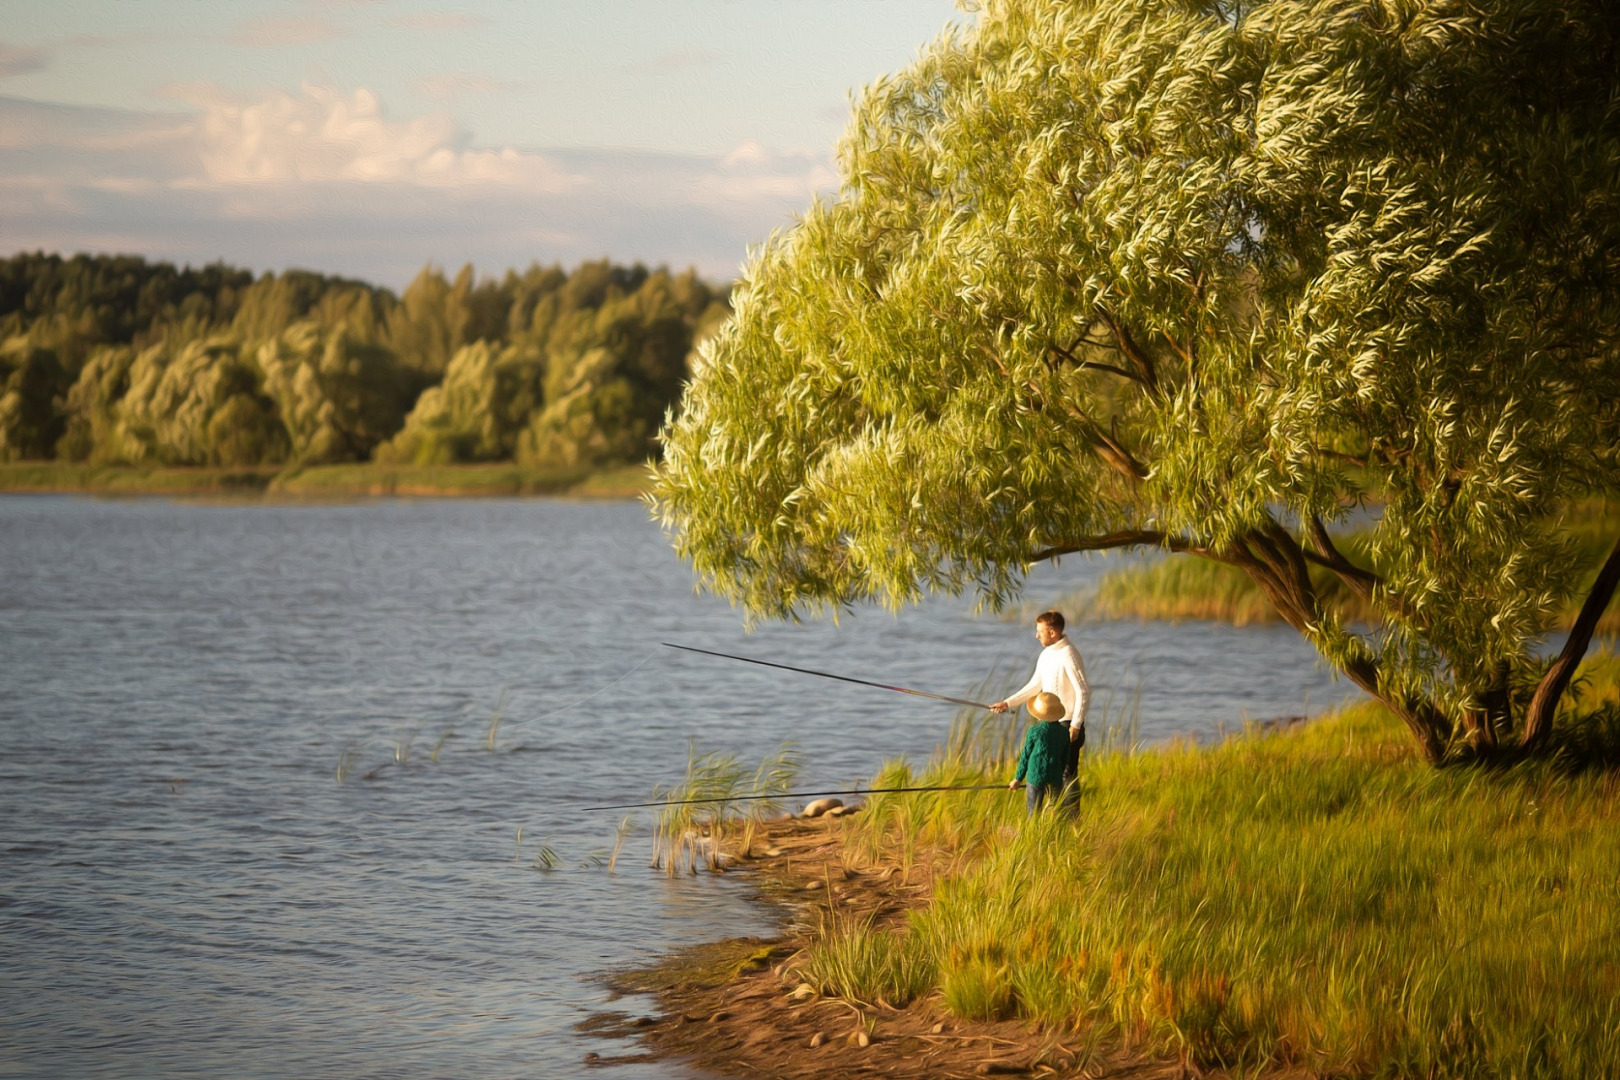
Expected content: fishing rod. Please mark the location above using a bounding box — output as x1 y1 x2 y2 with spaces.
581 783 1009 812
661 642 997 711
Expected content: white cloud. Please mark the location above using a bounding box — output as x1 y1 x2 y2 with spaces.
0 88 839 283
710 139 839 202
721 139 770 168
0 41 48 79
167 82 580 190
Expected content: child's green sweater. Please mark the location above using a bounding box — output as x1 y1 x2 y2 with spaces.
1014 720 1070 788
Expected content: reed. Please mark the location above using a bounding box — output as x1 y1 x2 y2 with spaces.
486 689 508 751
797 910 936 1008
806 653 1620 1078
651 741 800 876
608 813 636 872
1074 506 1620 633
1088 680 1143 757
334 742 360 783
394 727 417 765
1080 555 1373 626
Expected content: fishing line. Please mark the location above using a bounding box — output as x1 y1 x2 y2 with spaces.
581 783 1010 812
661 642 996 710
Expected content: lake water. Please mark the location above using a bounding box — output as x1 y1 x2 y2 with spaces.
0 496 1362 1078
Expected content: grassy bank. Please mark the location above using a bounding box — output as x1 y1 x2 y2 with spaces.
0 460 653 499
786 657 1620 1078
1086 555 1369 626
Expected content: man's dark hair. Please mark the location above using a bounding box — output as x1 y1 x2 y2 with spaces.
1035 610 1065 633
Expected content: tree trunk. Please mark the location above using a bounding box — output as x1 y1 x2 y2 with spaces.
1459 710 1498 754
1521 533 1620 752
1460 661 1511 754
1225 523 1452 763
1338 654 1450 765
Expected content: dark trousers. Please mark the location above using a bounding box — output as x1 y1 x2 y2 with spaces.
1062 725 1085 804
1025 783 1054 815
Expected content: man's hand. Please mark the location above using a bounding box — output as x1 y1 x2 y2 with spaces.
1070 725 1082 742
991 700 1010 713
1008 779 1023 790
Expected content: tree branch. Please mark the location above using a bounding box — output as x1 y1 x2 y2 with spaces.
1094 308 1160 396
1305 513 1381 603
1521 531 1620 751
1091 429 1149 483
1028 531 1207 562
1230 519 1449 762
1313 447 1370 468
1160 328 1191 366
1047 341 1150 389
1060 401 1149 483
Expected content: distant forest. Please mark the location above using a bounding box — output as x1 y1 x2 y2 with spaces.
0 252 730 469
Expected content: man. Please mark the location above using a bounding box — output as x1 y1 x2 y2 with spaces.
992 610 1090 794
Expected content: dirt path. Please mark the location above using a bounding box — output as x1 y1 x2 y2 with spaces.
579 813 1258 1080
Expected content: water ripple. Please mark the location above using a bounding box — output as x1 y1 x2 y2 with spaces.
0 495 1359 1078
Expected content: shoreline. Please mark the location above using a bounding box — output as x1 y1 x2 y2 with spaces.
588 814 1197 1079
587 695 1620 1079
0 461 652 500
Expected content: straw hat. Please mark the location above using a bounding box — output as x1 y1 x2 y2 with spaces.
1028 692 1066 721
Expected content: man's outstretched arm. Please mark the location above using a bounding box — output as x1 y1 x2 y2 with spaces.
992 670 1042 713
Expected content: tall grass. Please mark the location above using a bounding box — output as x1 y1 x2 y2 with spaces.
803 656 1620 1078
1082 554 1373 626
798 910 937 1009
651 741 800 875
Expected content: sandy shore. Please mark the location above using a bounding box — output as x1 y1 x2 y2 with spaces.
581 813 1271 1080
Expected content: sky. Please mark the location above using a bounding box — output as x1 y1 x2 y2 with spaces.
0 1 969 287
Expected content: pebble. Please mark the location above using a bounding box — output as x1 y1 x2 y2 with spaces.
808 1032 825 1048
826 803 860 817
789 983 817 1000
846 1030 871 1048
802 797 844 818
931 1021 946 1034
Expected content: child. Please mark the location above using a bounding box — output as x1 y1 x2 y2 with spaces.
1009 692 1071 814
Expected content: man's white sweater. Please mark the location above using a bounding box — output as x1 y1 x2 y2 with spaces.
1006 638 1090 731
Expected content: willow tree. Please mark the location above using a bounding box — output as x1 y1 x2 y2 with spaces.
377 340 545 464
655 0 1620 763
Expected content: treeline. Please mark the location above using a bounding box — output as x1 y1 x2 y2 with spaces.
0 252 729 469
